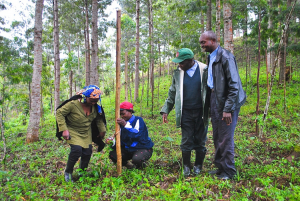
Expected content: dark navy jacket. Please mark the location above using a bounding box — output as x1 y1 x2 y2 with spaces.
119 115 154 152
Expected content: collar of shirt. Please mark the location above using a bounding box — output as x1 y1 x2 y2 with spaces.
207 46 219 89
128 115 136 124
186 60 198 77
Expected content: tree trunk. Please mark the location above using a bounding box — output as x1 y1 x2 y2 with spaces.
207 0 212 31
26 0 44 143
148 0 154 117
134 0 140 102
85 0 91 86
69 70 73 98
256 11 261 135
125 51 128 101
53 0 60 112
91 0 99 85
267 0 274 74
216 0 221 43
223 1 234 53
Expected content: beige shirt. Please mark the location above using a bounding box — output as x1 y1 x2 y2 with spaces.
56 100 106 148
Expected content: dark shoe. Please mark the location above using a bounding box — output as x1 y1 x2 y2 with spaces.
209 169 222 175
183 165 191 177
64 172 73 182
193 165 202 175
217 172 230 180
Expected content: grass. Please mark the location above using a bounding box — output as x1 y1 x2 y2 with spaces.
0 62 300 200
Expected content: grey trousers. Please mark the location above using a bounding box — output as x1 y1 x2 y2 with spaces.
210 91 240 177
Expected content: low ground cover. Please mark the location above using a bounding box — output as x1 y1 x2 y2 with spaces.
1 67 300 200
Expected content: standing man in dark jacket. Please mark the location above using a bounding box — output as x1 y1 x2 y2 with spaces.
161 48 209 177
199 31 246 180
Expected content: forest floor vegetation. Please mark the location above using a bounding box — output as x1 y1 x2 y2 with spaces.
1 66 300 200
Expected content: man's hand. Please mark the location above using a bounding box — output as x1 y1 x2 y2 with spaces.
222 112 232 125
162 113 168 123
117 118 126 127
98 131 106 139
62 130 70 140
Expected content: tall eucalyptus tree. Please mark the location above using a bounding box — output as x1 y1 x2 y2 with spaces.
26 0 44 143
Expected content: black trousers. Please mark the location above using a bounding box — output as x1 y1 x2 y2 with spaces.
180 108 208 152
65 144 92 174
109 147 153 168
210 91 239 177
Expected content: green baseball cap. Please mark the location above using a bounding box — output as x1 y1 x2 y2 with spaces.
172 48 194 63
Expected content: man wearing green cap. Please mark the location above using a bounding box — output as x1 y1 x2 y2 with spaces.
160 48 209 177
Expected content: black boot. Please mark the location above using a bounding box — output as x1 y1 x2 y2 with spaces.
193 151 206 175
182 151 191 177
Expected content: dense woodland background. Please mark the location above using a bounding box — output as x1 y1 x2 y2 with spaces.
0 0 300 200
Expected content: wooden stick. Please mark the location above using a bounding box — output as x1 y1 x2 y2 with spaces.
115 9 122 175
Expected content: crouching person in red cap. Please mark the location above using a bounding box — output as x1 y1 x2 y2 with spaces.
109 101 154 169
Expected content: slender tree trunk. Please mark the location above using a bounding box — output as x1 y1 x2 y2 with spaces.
91 0 99 85
115 10 122 175
134 0 140 102
69 70 73 98
125 51 128 101
1 77 6 169
260 0 296 136
244 14 248 89
256 11 261 135
85 0 91 86
223 1 234 53
207 0 212 31
53 0 60 112
26 0 44 143
148 0 154 117
216 0 221 43
267 0 274 74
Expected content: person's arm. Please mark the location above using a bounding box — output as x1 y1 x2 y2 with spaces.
56 101 73 140
117 117 145 139
223 57 240 113
160 74 177 123
96 114 106 139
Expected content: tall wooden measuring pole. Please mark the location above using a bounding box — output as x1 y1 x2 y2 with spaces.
115 10 122 175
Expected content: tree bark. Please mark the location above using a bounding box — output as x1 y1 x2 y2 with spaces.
53 0 60 112
207 0 212 31
223 1 234 53
134 0 140 102
148 0 154 117
216 0 221 43
125 51 128 101
26 0 44 143
115 10 122 175
256 11 261 135
85 0 91 86
91 0 99 85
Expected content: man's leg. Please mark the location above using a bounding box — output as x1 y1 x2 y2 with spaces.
210 91 223 173
216 108 240 178
193 109 208 175
181 109 195 177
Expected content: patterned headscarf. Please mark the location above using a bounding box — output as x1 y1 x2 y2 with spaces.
76 85 102 113
76 85 102 99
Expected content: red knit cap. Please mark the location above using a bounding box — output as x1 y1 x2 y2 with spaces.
120 101 134 111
